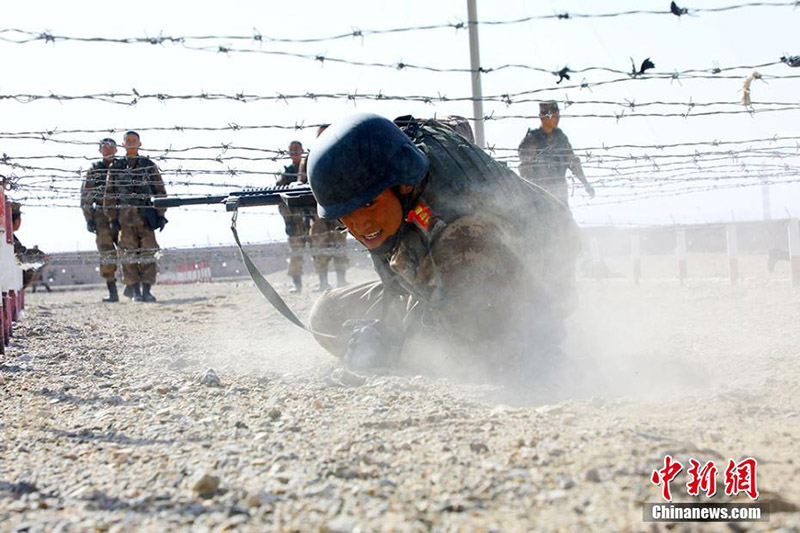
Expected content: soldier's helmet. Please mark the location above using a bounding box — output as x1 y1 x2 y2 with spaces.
539 101 560 117
307 113 429 220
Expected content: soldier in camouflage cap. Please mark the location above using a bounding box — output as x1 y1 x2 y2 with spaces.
104 131 168 302
518 101 595 206
307 113 580 378
81 138 121 302
275 140 313 293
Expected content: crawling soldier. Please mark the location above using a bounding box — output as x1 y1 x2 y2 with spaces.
307 114 580 377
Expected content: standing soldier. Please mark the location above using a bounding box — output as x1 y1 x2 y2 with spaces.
276 140 311 293
306 125 349 292
81 138 120 302
518 101 595 206
104 131 167 302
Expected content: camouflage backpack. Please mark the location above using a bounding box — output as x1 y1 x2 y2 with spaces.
394 116 575 250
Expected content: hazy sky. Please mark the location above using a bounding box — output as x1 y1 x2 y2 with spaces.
3 0 799 252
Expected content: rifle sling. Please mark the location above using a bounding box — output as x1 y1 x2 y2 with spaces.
230 210 335 339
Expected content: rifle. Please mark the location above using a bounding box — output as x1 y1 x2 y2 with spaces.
152 182 332 337
152 184 316 212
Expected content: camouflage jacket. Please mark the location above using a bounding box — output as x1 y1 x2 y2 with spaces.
518 127 583 182
369 119 581 357
103 156 167 227
276 162 306 186
277 162 314 235
81 159 116 221
372 201 536 352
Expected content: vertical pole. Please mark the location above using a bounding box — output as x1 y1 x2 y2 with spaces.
467 0 486 148
789 218 800 287
727 224 739 286
676 228 688 282
632 232 642 285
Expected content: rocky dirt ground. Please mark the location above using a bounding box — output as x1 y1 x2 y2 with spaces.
1 256 799 532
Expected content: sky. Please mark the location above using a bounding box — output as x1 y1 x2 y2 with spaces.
3 0 800 252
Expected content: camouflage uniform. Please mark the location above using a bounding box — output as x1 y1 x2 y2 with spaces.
310 119 580 368
103 157 166 286
81 159 118 281
276 162 311 278
518 127 583 205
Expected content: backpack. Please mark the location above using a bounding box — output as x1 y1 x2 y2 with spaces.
395 116 575 249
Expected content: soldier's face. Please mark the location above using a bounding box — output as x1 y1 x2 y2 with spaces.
540 112 560 133
340 188 406 250
124 134 141 156
99 143 117 159
289 143 303 166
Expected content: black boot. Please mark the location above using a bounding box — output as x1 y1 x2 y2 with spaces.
336 269 348 288
289 275 302 294
314 272 330 293
103 281 119 303
123 284 133 299
131 283 143 302
141 283 157 303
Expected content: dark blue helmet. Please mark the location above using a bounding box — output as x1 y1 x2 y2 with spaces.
307 113 429 219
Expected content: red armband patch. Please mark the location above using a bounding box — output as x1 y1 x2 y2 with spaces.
406 201 436 232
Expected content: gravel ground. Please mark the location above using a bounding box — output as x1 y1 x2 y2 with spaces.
1 260 799 532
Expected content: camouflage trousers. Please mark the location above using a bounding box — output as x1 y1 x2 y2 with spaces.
287 234 308 278
119 222 159 285
281 209 311 278
310 218 348 275
93 211 118 281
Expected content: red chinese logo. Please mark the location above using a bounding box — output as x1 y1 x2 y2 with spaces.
686 459 718 497
650 455 684 502
724 458 759 500
651 456 759 501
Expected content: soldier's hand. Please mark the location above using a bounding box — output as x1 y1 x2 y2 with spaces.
109 219 121 236
342 319 392 371
156 216 168 232
585 184 596 198
86 219 97 233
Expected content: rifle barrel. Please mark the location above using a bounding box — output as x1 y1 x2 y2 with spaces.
152 195 227 208
151 185 316 211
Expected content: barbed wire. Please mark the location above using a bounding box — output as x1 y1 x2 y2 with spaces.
5 160 798 186
1 2 796 48
4 137 800 167
11 174 798 215
3 132 798 156
3 88 800 109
